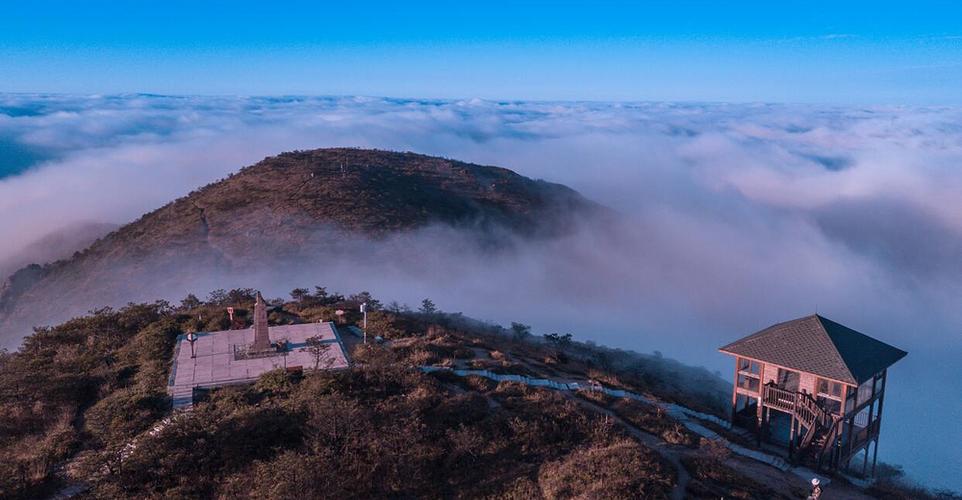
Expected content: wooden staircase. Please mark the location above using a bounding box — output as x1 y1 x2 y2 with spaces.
762 383 841 470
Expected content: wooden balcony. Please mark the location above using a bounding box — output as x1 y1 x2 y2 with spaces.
762 385 833 424
762 384 797 413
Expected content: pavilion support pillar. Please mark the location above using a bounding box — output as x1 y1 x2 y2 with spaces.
871 370 887 477
862 374 878 477
788 414 797 460
755 397 765 446
862 440 871 476
843 415 855 468
731 360 739 424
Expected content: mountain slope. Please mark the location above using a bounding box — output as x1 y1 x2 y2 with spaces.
0 148 602 346
0 291 908 499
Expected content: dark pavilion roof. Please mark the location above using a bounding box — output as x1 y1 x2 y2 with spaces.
719 315 907 385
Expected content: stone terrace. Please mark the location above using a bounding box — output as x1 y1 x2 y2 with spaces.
168 322 349 408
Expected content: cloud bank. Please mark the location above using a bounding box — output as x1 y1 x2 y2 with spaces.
1 94 961 490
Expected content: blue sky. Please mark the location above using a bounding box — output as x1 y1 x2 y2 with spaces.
1 1 960 103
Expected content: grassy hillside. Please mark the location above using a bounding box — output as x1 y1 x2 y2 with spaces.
0 288 949 499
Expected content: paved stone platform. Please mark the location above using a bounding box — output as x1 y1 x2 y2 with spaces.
168 322 349 408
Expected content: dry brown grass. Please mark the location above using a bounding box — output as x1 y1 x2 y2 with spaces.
610 398 699 447
573 389 614 406
681 455 785 500
538 438 675 499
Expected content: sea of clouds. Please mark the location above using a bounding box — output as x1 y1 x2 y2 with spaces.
1 94 960 490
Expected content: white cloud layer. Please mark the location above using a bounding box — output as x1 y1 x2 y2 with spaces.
1 94 961 490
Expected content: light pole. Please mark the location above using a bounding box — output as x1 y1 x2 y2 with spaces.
186 331 198 358
360 302 368 344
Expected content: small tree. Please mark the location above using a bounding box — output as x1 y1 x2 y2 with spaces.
180 294 202 310
419 298 438 315
226 288 257 304
207 289 228 305
349 291 382 311
510 322 531 342
544 333 573 348
290 288 310 302
304 336 333 370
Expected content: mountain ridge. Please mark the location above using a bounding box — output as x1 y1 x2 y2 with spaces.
0 148 603 346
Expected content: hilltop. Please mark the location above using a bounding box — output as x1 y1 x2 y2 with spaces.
0 149 602 347
0 288 940 499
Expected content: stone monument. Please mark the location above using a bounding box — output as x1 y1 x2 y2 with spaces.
251 291 272 352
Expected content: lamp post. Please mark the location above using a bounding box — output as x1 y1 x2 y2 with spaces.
360 302 368 344
186 331 198 358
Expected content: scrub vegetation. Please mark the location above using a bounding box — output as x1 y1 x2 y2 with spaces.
0 287 953 499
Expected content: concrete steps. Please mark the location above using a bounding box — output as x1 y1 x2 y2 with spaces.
170 386 194 410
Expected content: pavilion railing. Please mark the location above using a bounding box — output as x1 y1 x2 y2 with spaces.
762 384 796 412
762 383 836 450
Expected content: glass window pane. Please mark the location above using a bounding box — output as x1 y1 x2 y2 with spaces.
817 378 829 394
737 374 760 391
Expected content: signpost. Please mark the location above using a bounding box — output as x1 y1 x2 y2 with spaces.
360 302 368 344
227 307 235 323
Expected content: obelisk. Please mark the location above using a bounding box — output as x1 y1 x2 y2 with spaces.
251 291 272 351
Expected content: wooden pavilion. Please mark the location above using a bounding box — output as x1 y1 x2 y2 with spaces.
719 314 907 477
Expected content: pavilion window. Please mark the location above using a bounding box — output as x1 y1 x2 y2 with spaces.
737 357 761 375
820 397 841 415
816 377 843 400
845 392 856 413
857 378 874 405
737 373 760 392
